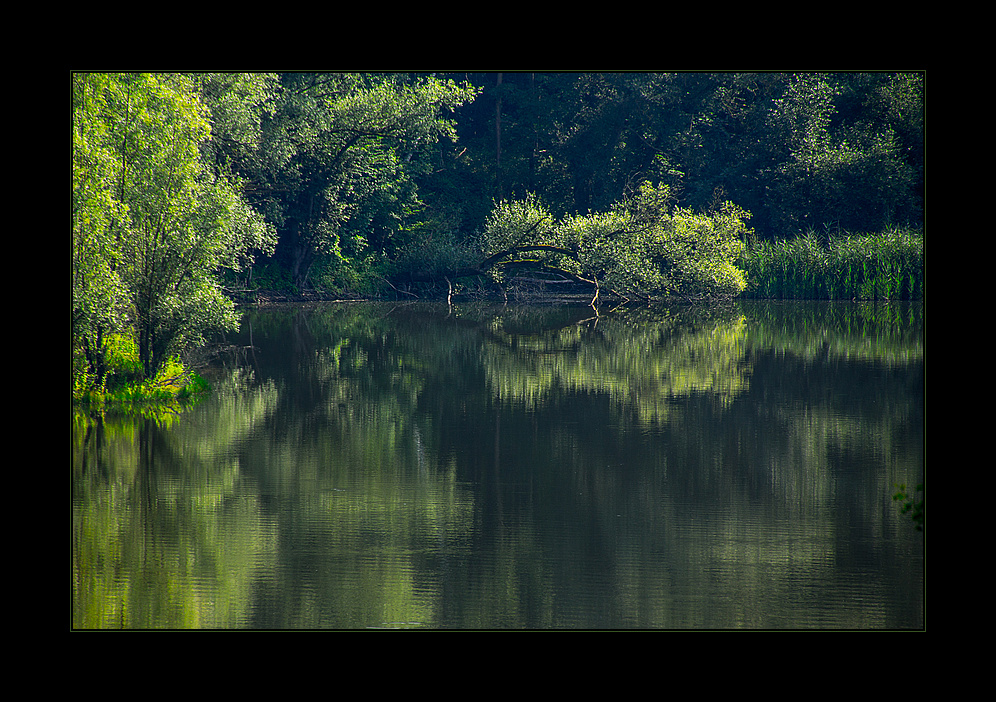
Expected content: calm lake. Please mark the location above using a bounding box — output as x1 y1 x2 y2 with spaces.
72 299 924 630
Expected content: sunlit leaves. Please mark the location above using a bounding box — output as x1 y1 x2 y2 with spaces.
73 73 133 354
482 193 554 257
72 72 279 391
481 183 750 300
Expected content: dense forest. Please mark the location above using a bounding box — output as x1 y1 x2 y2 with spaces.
72 71 924 401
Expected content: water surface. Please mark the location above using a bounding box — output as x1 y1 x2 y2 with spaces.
72 300 924 629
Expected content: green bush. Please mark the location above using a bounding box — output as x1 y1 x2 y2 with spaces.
102 333 143 386
391 224 482 281
481 184 750 301
248 261 298 293
74 331 210 412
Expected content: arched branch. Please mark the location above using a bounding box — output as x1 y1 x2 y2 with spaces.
479 244 577 271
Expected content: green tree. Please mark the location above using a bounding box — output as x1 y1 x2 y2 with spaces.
442 72 922 243
72 73 131 392
764 72 919 234
192 72 283 178
72 72 276 388
130 72 924 302
254 73 479 289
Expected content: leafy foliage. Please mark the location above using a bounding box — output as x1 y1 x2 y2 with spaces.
481 183 749 300
74 331 211 419
72 73 277 397
425 71 922 241
244 73 480 288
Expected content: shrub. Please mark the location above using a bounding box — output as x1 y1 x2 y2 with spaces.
102 332 144 387
74 330 210 413
481 184 751 301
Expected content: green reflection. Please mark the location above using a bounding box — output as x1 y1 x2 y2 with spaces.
72 372 280 628
72 300 923 629
480 305 750 422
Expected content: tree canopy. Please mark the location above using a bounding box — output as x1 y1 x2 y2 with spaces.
434 72 922 237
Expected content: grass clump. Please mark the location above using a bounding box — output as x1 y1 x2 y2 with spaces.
73 332 210 416
740 225 923 300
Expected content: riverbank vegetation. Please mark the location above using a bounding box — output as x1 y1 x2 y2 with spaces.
73 71 924 404
740 225 923 300
470 185 751 303
72 73 276 407
73 331 211 419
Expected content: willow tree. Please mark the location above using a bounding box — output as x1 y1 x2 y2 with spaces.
73 73 130 391
72 72 276 388
479 184 749 302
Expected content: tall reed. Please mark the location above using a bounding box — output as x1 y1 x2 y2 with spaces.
740 226 923 300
